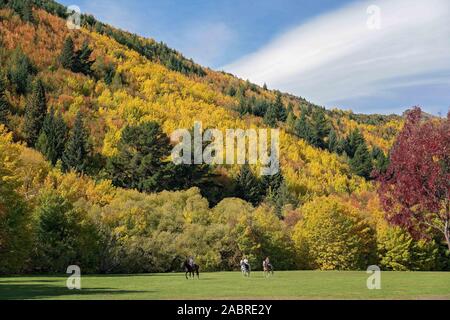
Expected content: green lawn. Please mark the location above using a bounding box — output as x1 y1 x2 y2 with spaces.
1 271 449 300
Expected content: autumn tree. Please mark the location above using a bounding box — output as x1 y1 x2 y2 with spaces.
293 196 376 270
0 126 32 273
23 79 47 147
62 111 91 173
378 107 450 251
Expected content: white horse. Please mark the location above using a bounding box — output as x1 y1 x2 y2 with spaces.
240 260 251 277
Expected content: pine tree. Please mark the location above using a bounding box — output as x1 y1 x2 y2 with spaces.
20 0 33 23
36 108 68 165
311 110 330 148
106 121 172 192
263 83 268 90
350 143 373 179
73 41 94 76
294 113 319 147
261 170 284 195
344 129 365 158
60 36 75 70
263 103 278 128
235 164 262 206
328 129 338 153
0 74 9 126
7 48 35 95
286 111 296 133
62 112 91 173
372 146 389 173
252 99 268 117
273 93 287 122
23 79 47 147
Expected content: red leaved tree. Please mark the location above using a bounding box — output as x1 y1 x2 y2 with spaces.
377 107 450 250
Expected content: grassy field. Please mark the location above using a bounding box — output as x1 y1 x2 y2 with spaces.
1 271 449 300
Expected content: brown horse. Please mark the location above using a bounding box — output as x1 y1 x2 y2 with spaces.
183 260 200 279
263 261 274 278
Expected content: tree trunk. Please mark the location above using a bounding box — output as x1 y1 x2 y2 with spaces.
444 219 450 251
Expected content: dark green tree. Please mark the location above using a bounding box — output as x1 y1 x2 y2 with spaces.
311 110 330 148
23 79 47 147
350 143 373 179
106 121 171 192
273 93 287 122
328 129 338 153
36 107 68 165
60 38 94 76
234 164 263 206
294 113 319 147
33 192 79 273
371 146 389 173
266 181 296 218
60 36 75 70
20 0 34 23
261 170 284 195
0 74 9 126
62 111 91 173
73 41 94 76
8 0 34 23
344 129 366 158
264 103 279 127
7 48 36 95
252 99 269 117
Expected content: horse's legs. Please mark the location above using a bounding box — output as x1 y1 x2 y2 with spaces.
185 271 189 280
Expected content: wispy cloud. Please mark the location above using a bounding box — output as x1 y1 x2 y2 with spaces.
223 0 450 113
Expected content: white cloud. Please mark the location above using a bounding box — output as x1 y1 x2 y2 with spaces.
223 0 450 110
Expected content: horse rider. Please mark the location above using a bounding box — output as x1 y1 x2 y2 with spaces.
243 257 250 270
188 256 195 268
263 256 272 270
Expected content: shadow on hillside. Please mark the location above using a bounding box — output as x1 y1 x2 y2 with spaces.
0 282 151 300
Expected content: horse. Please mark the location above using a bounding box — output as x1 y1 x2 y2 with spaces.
183 260 200 279
263 262 274 278
241 261 251 277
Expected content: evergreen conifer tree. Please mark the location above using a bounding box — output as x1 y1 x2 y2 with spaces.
23 79 47 147
350 143 373 179
37 108 68 165
62 111 91 173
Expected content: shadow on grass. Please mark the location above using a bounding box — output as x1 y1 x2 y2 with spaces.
0 282 152 300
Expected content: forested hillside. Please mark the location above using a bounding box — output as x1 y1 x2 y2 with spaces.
0 0 448 274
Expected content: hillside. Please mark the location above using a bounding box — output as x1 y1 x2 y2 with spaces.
1 0 447 275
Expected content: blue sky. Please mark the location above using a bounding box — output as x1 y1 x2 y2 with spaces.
59 0 450 115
